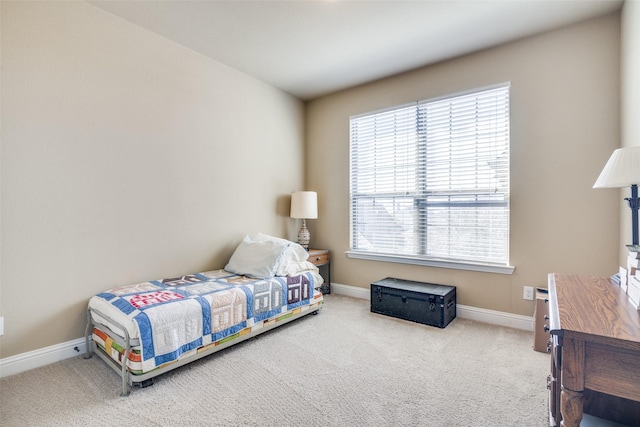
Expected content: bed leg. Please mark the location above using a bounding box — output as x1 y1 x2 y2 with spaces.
83 309 93 360
120 355 131 396
120 328 132 397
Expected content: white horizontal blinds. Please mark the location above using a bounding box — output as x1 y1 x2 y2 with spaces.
350 104 418 254
418 86 510 264
350 84 510 266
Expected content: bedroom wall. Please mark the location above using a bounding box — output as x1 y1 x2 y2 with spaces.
620 0 640 263
0 1 305 358
306 13 621 317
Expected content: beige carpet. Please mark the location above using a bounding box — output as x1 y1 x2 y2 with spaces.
0 295 549 426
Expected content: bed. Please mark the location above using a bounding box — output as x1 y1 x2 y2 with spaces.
84 234 324 396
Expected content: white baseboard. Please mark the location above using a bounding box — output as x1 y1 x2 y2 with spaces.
331 282 371 299
456 303 533 331
330 282 534 331
0 337 89 378
1 283 533 378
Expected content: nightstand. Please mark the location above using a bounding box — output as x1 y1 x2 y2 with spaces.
307 248 330 294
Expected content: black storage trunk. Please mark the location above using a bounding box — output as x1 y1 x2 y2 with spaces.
371 277 456 328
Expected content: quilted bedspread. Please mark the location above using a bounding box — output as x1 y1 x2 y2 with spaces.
89 269 322 373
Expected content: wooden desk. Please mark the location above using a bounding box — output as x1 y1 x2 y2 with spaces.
548 273 640 427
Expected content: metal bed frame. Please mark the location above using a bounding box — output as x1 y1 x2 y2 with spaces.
84 303 322 396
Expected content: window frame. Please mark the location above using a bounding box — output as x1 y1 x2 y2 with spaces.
347 83 515 275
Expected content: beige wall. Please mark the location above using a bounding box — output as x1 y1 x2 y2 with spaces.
306 13 622 317
0 3 632 361
0 2 305 358
620 0 640 263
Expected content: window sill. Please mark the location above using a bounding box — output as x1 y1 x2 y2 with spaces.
345 251 515 275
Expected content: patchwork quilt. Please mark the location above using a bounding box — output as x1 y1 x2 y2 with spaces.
89 269 322 374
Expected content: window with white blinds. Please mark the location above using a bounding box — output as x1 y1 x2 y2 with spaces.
349 84 510 270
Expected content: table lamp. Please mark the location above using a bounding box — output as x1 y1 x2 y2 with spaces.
290 191 318 249
594 146 640 247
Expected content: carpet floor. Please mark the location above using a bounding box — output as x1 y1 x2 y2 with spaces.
0 294 549 426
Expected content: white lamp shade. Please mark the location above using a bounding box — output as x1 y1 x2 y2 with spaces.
594 146 640 189
290 191 318 219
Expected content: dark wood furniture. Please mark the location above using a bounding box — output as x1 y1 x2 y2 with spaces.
307 248 330 294
547 273 640 427
370 277 456 328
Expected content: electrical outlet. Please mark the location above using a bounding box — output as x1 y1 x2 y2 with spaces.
523 286 534 301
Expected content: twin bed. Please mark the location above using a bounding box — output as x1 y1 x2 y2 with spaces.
84 234 324 396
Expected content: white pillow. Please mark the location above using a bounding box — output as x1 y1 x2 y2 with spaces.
277 260 319 277
225 236 288 278
253 233 308 262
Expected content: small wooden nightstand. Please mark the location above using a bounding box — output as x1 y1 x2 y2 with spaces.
307 248 330 294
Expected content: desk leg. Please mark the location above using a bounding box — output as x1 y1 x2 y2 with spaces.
560 338 585 427
560 387 583 427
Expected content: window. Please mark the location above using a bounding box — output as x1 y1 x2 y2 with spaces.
348 83 512 273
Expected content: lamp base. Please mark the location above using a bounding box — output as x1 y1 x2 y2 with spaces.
626 184 640 247
298 219 310 250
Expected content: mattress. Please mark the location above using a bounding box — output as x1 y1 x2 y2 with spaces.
88 269 323 374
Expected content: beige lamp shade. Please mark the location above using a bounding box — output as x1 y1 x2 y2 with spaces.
290 191 318 219
290 191 317 249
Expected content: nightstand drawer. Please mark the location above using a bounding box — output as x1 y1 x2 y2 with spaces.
308 250 329 266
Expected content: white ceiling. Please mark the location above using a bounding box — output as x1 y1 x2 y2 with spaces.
89 0 624 100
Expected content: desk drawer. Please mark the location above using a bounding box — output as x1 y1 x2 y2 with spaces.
552 335 561 368
548 336 562 427
585 343 640 402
